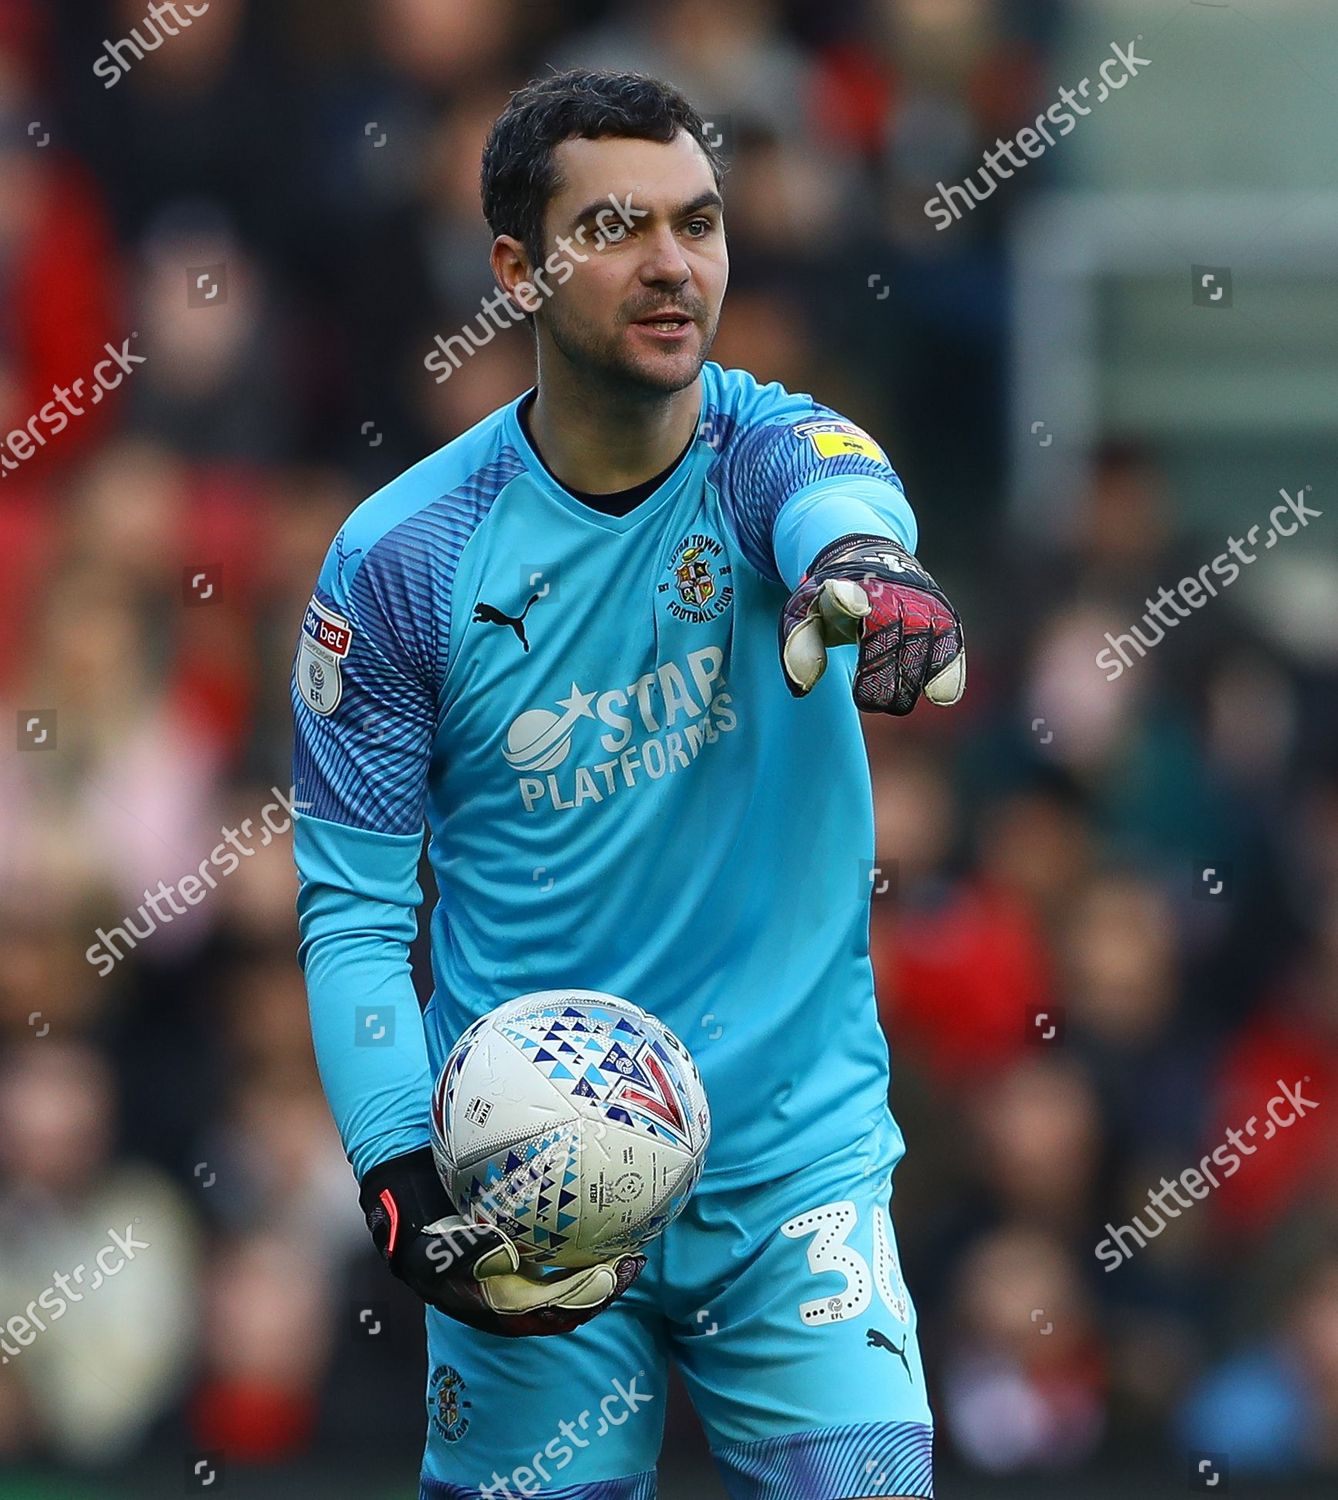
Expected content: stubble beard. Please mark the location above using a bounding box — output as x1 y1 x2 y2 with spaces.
542 299 719 398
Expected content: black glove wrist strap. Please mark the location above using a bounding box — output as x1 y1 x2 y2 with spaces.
807 531 912 574
806 532 940 597
358 1146 454 1266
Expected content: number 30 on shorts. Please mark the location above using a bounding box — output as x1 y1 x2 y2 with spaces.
780 1199 909 1327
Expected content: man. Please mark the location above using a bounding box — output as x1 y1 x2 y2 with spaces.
292 68 963 1500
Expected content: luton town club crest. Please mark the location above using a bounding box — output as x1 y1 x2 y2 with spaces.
659 532 733 623
677 547 714 606
429 1364 471 1442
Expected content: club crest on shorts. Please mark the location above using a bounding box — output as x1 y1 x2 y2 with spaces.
297 596 353 715
429 1363 471 1442
659 531 733 623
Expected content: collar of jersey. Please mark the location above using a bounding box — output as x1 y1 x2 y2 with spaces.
503 384 703 534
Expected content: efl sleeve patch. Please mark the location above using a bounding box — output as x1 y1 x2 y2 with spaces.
297 596 355 715
793 419 889 467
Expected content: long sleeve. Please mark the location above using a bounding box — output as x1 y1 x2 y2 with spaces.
291 518 444 1180
294 814 434 1180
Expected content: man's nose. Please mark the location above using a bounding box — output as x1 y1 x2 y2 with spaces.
637 225 691 287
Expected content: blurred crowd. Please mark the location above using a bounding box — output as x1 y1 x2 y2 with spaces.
0 0 1335 1490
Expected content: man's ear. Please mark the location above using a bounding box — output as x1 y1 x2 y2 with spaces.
490 236 542 316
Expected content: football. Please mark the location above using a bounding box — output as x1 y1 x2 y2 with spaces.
430 990 710 1268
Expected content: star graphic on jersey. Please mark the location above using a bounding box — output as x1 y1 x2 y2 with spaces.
555 683 598 719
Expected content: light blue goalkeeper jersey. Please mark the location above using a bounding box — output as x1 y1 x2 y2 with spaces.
292 361 918 1186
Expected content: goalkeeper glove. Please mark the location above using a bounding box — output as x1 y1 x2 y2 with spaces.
358 1147 645 1338
779 532 966 714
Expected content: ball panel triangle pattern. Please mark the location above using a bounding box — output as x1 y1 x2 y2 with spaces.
431 991 711 1268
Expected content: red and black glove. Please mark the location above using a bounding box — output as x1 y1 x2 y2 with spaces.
779 532 966 714
359 1147 645 1337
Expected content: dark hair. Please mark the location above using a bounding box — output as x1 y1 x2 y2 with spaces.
481 69 726 270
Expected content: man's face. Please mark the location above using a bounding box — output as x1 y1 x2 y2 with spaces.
529 131 728 394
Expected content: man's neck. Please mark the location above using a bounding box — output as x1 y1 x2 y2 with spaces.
525 366 701 495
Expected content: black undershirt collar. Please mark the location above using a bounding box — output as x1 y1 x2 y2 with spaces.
518 390 696 518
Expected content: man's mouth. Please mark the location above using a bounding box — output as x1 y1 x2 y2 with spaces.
633 312 694 330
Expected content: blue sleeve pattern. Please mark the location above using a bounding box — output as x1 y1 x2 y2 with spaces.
292 451 524 833
709 395 914 587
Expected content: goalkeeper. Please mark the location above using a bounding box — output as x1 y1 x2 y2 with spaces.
293 68 963 1500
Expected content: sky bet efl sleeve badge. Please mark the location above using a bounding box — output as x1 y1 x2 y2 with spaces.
297 596 354 715
792 418 889 466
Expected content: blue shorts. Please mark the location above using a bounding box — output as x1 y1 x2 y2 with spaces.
418 1114 934 1500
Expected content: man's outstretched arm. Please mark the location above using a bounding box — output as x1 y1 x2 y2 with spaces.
719 400 966 714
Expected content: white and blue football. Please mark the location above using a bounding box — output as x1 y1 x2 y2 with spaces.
430 991 710 1268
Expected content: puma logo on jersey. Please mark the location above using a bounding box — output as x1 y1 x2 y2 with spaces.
866 1327 913 1381
474 593 540 651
